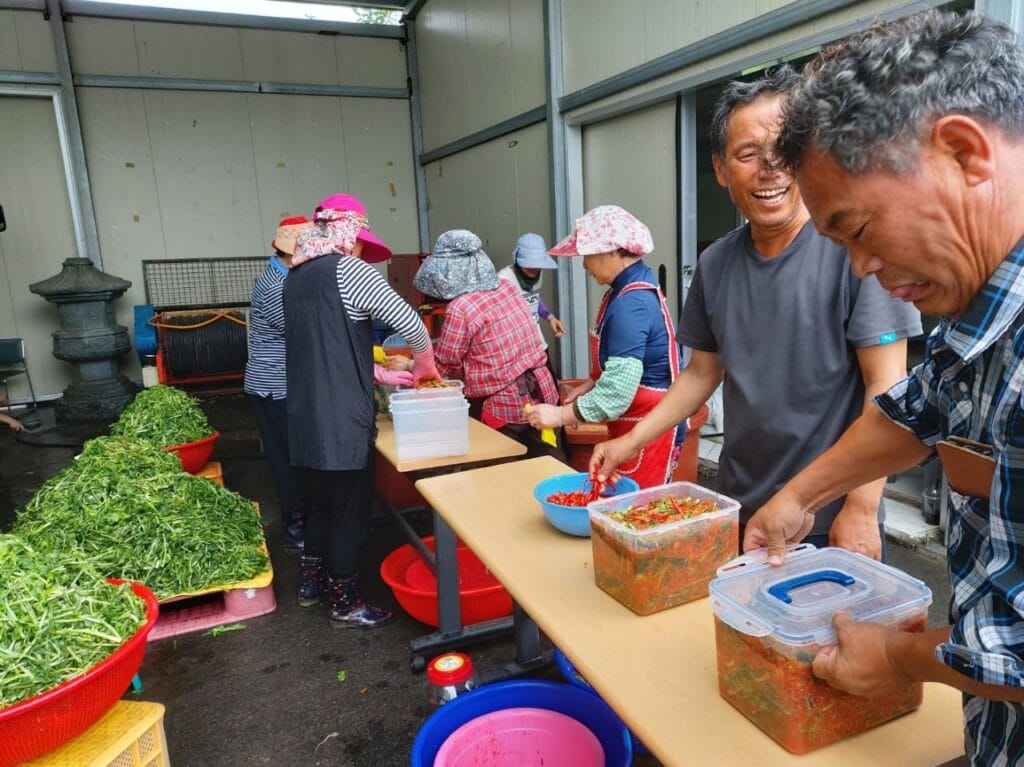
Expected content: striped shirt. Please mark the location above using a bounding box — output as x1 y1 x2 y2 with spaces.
244 257 289 399
334 257 430 353
875 238 1024 767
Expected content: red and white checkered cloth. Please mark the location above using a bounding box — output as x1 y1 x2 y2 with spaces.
435 280 557 424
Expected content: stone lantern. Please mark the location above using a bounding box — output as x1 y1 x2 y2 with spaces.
29 257 138 422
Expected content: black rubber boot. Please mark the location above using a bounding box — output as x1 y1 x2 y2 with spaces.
282 508 305 553
327 573 395 630
297 555 327 607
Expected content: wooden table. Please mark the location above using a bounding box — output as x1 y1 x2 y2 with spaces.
375 415 530 668
416 456 967 767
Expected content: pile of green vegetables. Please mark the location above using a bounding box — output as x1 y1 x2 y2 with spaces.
110 384 213 447
15 437 268 600
0 535 147 708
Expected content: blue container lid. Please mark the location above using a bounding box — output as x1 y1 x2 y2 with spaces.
709 545 932 647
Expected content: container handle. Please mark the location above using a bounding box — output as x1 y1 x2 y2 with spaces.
715 542 816 578
767 570 855 604
709 597 770 637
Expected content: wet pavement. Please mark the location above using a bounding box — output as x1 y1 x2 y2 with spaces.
0 393 951 766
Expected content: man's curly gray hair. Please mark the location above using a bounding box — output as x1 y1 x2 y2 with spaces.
710 66 799 159
778 9 1024 174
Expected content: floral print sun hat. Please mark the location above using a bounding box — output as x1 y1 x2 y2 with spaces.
548 204 654 257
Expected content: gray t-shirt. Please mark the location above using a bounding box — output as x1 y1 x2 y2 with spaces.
678 221 922 536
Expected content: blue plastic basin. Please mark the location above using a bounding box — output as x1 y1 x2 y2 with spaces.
411 679 632 767
532 472 639 537
553 647 651 755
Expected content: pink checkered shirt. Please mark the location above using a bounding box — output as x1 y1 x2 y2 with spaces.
435 280 557 424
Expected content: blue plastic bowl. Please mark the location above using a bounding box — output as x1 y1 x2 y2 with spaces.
411 679 632 767
553 648 651 755
532 472 640 537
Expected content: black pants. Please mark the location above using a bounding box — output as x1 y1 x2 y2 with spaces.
248 394 305 521
298 462 373 578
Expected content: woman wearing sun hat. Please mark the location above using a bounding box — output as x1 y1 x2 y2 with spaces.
414 229 563 459
497 232 566 348
284 193 440 630
244 215 310 553
524 205 680 489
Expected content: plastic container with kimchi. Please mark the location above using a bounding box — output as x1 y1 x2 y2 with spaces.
587 481 740 615
708 545 932 754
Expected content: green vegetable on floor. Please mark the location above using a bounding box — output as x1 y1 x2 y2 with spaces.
110 384 213 447
204 623 246 637
337 670 347 683
14 436 268 600
0 535 146 708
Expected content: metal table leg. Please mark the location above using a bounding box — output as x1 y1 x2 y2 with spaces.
408 512 515 663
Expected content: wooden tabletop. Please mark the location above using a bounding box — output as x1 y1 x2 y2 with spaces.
375 415 525 474
415 456 966 767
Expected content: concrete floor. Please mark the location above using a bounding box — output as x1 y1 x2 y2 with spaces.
0 393 952 767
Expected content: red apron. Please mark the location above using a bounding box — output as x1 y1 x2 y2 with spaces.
588 281 680 489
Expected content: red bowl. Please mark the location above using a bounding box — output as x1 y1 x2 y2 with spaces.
380 536 512 628
162 430 220 474
0 580 159 767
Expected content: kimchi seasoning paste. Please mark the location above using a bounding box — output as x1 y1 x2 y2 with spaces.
713 614 927 753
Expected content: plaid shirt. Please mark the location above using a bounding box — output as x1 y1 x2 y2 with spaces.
435 280 557 424
875 239 1024 766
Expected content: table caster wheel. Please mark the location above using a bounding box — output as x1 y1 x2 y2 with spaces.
411 655 426 673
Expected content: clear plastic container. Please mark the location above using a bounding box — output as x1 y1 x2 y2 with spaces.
708 545 932 754
587 481 740 615
389 388 469 461
426 652 475 707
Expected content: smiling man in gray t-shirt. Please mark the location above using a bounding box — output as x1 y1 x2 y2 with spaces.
589 68 921 559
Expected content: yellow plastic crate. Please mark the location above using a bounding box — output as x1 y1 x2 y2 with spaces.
25 701 169 767
195 461 223 485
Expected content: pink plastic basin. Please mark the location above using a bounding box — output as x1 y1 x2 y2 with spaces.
434 706 605 767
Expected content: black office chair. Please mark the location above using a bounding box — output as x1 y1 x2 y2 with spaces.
0 337 37 413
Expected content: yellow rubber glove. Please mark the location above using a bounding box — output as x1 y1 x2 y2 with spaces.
372 345 387 364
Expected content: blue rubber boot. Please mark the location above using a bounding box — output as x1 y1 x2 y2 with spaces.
327 573 394 630
297 555 326 607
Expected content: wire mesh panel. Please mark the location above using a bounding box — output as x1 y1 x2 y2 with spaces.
142 258 267 311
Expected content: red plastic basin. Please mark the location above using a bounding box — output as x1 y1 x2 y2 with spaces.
162 430 220 474
380 536 512 628
0 581 159 767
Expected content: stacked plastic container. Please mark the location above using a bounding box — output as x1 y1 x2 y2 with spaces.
587 481 741 615
708 545 932 753
389 384 469 461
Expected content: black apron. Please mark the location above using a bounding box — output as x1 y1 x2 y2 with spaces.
284 255 375 471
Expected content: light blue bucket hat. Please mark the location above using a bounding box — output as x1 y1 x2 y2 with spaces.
513 233 558 270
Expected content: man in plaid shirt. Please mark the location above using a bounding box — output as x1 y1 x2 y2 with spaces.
414 229 562 458
744 10 1024 764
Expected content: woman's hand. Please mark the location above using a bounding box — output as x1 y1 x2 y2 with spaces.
411 348 442 386
374 364 414 388
526 403 571 430
547 316 566 338
563 380 594 404
384 354 414 372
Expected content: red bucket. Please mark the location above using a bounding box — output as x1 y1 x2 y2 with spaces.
380 537 512 627
162 430 220 474
0 581 159 767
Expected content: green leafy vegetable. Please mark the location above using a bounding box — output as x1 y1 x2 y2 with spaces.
15 437 268 600
336 669 347 683
110 385 212 447
204 623 246 637
0 535 146 708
